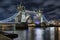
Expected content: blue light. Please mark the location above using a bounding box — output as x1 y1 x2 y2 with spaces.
35 20 40 24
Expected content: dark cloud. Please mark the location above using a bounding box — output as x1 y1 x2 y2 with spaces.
43 0 55 7
30 0 44 4
0 0 17 20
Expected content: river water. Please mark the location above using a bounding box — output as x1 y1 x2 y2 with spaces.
3 27 55 40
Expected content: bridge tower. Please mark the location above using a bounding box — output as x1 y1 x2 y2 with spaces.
15 0 26 23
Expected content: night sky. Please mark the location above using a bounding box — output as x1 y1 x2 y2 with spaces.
0 0 60 21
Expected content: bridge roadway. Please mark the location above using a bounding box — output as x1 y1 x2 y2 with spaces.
0 22 59 27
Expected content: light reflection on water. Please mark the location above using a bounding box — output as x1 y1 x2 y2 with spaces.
50 27 55 40
34 28 44 40
34 27 55 40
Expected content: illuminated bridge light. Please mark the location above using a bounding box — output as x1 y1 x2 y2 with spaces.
35 20 40 24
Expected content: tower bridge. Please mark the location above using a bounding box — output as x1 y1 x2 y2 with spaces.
0 0 60 27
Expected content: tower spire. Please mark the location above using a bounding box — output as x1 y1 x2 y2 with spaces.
17 0 25 11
